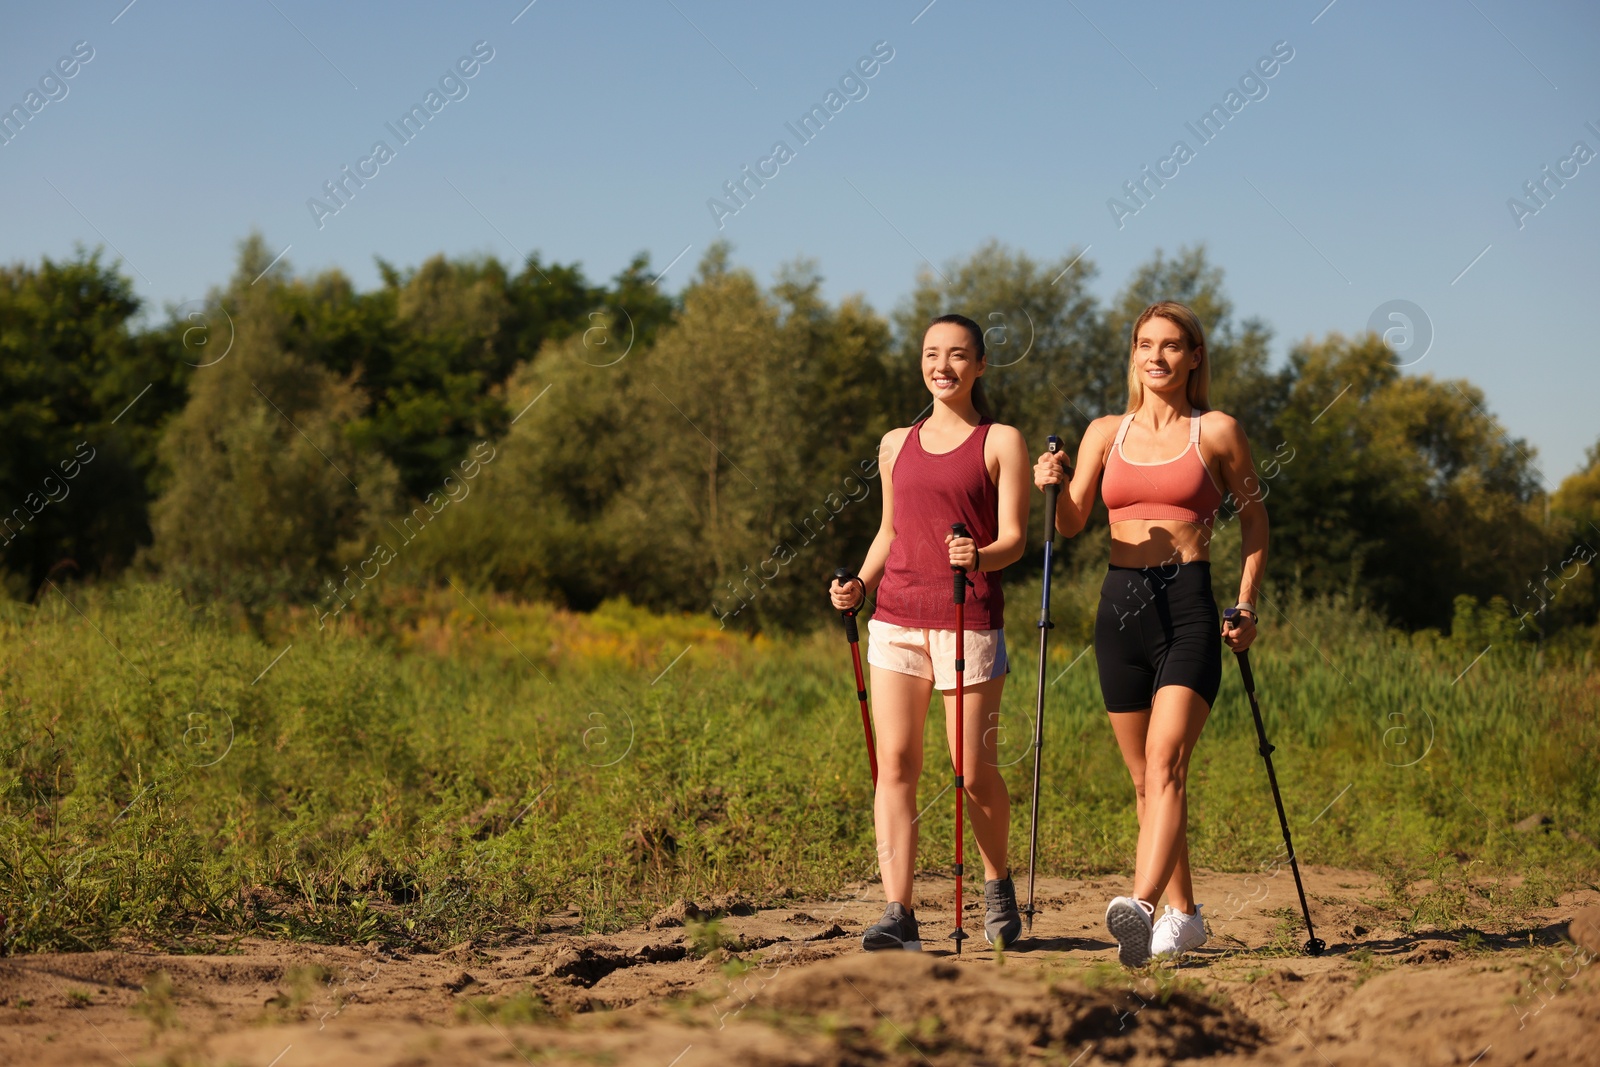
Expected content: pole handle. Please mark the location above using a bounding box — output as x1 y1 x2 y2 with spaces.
1042 435 1062 549
833 567 864 642
1223 608 1256 692
949 523 970 603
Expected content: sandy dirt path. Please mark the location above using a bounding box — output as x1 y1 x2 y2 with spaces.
3 867 1597 1066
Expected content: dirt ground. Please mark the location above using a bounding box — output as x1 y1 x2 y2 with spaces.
3 866 1598 1067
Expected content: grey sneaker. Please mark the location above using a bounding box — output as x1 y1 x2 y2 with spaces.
862 902 922 951
984 875 1023 949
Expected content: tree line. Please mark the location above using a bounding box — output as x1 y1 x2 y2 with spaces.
2 234 1595 640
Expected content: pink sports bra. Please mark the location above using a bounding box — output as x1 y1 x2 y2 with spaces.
1101 409 1225 527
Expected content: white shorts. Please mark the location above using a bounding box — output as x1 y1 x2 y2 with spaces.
866 618 1010 691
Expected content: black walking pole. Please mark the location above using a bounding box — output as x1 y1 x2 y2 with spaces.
832 567 877 787
1023 435 1063 936
949 523 971 955
1223 609 1326 956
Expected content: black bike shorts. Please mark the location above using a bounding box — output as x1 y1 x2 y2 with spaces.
1094 562 1221 713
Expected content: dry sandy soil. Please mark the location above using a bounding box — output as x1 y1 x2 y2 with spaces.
3 867 1598 1067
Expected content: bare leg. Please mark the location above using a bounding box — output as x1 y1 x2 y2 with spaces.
1122 685 1211 910
871 665 934 907
1126 687 1209 915
940 675 1010 881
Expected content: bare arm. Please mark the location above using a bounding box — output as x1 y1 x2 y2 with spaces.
948 424 1030 572
1034 416 1118 538
830 429 906 609
1212 414 1268 651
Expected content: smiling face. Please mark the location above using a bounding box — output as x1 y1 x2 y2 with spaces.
1132 314 1201 398
922 321 984 404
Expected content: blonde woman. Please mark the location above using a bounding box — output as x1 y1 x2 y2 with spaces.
1034 302 1267 966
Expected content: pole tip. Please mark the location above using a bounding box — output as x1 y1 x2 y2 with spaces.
1304 937 1326 956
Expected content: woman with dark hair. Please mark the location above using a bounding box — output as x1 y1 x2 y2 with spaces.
829 314 1032 951
1034 301 1267 966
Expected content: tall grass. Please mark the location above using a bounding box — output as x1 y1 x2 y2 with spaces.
1 573 1595 954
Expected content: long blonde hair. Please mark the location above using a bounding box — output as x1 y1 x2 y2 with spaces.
1125 301 1210 413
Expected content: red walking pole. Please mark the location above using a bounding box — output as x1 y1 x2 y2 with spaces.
949 522 971 954
833 567 877 786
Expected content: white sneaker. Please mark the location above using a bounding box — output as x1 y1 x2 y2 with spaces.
1105 896 1155 968
1150 904 1207 958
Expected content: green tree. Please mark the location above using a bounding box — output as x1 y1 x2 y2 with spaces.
417 245 895 629
1544 438 1600 630
291 250 594 496
597 251 680 358
174 239 676 614
148 237 399 608
1552 438 1600 535
1266 332 1548 628
607 247 793 617
0 249 189 596
404 325 642 607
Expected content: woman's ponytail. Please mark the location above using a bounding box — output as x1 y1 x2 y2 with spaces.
970 377 994 420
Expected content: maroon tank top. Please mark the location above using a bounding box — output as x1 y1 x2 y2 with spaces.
874 418 1004 630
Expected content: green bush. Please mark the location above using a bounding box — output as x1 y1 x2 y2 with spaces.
0 576 1594 953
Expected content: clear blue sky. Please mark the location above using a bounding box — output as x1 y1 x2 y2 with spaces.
3 0 1596 481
